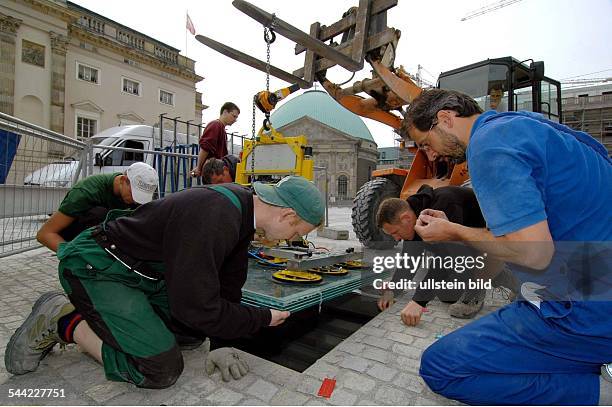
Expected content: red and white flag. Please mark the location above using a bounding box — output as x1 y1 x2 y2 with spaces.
186 12 196 35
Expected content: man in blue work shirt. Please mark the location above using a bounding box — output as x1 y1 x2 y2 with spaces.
402 89 612 405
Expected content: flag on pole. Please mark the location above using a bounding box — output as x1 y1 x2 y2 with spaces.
186 12 196 35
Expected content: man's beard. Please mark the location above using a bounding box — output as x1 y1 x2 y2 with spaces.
437 128 466 164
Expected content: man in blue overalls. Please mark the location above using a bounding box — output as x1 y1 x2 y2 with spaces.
402 89 612 405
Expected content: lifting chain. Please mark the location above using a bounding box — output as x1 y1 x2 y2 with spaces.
250 14 276 182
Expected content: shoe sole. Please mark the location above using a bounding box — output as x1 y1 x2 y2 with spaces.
449 303 485 319
4 291 71 375
603 365 612 383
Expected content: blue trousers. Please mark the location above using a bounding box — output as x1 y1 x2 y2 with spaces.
420 301 612 405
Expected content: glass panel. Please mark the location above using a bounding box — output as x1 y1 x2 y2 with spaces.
438 64 509 112
514 86 533 112
540 80 559 121
241 259 389 312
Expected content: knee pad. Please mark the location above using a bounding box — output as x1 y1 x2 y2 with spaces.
134 345 184 389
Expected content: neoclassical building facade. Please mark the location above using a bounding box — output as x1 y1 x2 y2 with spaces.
270 90 378 201
0 0 204 145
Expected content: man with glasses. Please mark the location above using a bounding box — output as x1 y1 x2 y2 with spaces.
192 102 240 178
402 89 612 405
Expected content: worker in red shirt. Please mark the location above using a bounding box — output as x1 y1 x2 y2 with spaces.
192 102 240 178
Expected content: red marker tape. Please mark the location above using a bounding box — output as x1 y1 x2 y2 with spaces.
318 377 336 398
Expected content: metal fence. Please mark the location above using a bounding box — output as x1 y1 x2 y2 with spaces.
1 112 247 257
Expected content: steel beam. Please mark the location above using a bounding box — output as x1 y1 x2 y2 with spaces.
195 35 310 88
233 0 363 71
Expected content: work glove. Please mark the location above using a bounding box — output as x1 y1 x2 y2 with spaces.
203 338 249 381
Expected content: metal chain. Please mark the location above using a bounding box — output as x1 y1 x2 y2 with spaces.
263 14 275 130
250 15 276 183
251 99 256 181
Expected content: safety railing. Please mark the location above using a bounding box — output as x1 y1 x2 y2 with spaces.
1 113 87 257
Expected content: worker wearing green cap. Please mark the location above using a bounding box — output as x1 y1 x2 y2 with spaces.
6 176 324 388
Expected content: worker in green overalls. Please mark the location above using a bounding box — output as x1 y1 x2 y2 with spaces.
37 162 159 252
5 176 324 388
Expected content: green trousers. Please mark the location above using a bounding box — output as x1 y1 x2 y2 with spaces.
57 228 183 388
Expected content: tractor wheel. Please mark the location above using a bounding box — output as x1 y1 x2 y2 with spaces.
352 178 400 249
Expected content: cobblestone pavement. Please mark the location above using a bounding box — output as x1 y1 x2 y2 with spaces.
0 207 610 405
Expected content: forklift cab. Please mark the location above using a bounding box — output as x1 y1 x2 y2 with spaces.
437 56 562 122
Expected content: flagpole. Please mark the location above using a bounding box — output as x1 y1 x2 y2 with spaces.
185 10 188 58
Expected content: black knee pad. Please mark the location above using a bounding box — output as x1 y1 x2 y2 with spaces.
132 345 184 389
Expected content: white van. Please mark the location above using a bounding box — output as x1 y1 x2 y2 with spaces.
24 125 202 188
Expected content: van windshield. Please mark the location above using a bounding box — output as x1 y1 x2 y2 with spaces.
93 137 118 146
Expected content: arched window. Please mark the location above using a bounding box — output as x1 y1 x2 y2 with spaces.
337 175 348 199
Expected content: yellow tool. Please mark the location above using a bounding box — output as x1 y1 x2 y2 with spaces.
310 266 349 276
254 84 300 114
272 270 322 284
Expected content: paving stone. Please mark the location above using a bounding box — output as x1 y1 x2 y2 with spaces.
296 376 323 396
402 326 432 338
0 315 24 324
327 388 358 406
339 356 369 373
375 385 412 405
382 321 406 333
358 326 386 338
387 332 415 345
84 381 130 403
245 378 279 402
335 342 365 355
105 390 146 405
392 343 422 360
239 398 267 405
320 351 345 364
304 361 341 380
182 375 220 396
205 387 243 405
393 373 426 394
366 362 398 382
304 398 329 406
362 335 393 349
270 388 311 406
394 356 421 374
339 371 376 393
411 337 435 350
166 390 202 405
361 346 390 363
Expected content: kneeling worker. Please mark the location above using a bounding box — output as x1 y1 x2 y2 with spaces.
37 162 159 252
5 176 324 389
376 185 513 326
202 154 240 184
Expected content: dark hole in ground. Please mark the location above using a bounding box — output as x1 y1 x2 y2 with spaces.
211 292 380 372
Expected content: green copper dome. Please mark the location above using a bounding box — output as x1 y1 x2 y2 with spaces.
270 90 375 143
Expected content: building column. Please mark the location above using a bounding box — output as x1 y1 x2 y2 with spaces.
49 31 69 134
0 13 22 115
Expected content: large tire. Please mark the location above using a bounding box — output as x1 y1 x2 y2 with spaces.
352 178 400 249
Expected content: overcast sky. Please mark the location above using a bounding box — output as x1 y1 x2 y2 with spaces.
74 0 612 147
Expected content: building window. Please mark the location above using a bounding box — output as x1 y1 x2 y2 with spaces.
77 62 99 84
122 77 141 96
76 116 97 139
159 89 174 106
337 175 348 199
